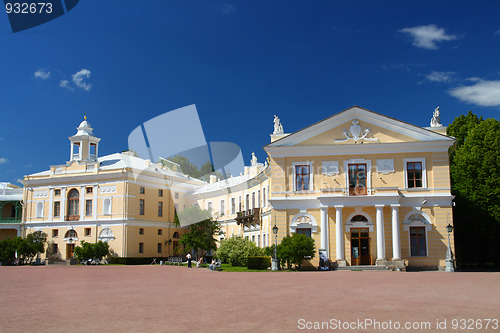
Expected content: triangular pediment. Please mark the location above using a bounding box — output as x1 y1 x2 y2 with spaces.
266 106 453 148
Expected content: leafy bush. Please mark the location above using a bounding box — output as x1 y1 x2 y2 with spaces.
74 240 110 262
0 236 23 263
17 231 47 263
247 256 271 270
277 233 315 269
215 236 264 266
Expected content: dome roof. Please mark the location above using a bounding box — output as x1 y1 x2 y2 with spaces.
74 116 94 136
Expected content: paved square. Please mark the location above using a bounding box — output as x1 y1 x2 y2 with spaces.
0 266 499 332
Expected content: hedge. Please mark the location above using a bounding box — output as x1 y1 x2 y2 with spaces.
247 256 271 270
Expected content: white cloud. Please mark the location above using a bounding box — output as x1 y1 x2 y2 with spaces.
425 71 455 83
34 69 51 80
59 79 74 90
0 157 8 164
71 69 92 91
399 24 458 50
449 79 500 107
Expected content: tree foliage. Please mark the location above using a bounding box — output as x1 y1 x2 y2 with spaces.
447 111 500 266
74 240 110 262
215 236 264 266
0 236 23 263
277 233 315 269
177 206 220 258
17 231 47 262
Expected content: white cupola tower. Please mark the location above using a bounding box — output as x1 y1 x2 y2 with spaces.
69 115 101 163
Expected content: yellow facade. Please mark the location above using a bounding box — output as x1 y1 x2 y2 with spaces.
22 107 456 270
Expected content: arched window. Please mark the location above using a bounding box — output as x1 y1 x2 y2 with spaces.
67 189 79 220
64 229 77 238
351 215 368 222
173 232 180 239
36 202 44 218
103 198 111 215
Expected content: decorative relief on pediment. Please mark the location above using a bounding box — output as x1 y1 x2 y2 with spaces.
99 185 116 194
334 119 379 143
296 216 312 224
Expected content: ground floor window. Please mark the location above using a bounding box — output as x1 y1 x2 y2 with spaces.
296 228 312 237
139 243 144 253
410 227 427 256
157 243 162 253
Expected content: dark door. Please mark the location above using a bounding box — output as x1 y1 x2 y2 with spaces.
351 228 371 265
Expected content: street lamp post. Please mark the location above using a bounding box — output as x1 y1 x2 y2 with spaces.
272 224 279 271
445 223 455 272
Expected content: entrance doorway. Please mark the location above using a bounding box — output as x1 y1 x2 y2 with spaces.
351 228 371 265
66 244 75 259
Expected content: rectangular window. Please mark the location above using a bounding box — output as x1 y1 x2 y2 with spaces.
257 234 260 247
139 243 144 253
231 198 235 215
157 243 162 253
54 189 61 196
296 228 312 237
52 229 58 237
410 227 427 256
263 188 266 206
86 187 93 194
85 200 92 216
139 199 145 215
257 190 261 208
52 243 58 255
220 200 225 215
251 235 255 243
348 163 367 195
252 193 255 209
139 228 144 235
85 228 91 237
53 202 60 217
239 196 242 212
158 229 162 235
207 202 212 211
140 186 145 194
158 201 163 217
158 189 163 197
175 192 179 199
245 194 249 211
407 162 423 188
295 165 310 191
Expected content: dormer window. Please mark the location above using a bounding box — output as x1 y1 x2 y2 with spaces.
72 142 81 159
89 143 97 159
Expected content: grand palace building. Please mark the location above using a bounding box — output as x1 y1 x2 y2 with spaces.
18 106 455 270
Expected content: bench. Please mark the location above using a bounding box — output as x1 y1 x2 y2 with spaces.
167 257 183 265
208 260 222 271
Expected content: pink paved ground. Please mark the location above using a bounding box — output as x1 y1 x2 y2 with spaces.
0 266 499 333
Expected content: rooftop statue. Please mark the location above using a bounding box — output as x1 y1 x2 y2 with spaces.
430 106 443 127
273 115 284 134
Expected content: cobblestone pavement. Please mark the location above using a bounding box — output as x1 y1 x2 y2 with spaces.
0 266 499 332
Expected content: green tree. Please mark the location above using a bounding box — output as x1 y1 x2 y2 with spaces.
277 233 315 270
169 155 201 179
447 112 500 267
0 237 23 263
176 205 219 258
18 231 47 263
74 240 110 262
215 236 263 266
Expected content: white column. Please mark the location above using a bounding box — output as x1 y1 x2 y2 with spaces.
93 185 98 220
375 205 386 263
391 205 401 260
335 205 344 261
320 206 329 254
48 188 54 222
80 186 85 218
60 187 67 222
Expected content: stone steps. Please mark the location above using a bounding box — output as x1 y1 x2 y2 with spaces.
335 265 389 271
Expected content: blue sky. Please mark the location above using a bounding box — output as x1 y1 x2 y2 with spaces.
1 1 499 185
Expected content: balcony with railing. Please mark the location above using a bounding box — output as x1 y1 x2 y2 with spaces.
235 208 260 225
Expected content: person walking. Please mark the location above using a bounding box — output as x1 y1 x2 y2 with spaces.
186 253 192 268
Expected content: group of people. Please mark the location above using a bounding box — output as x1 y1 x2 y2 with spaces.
186 253 218 271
